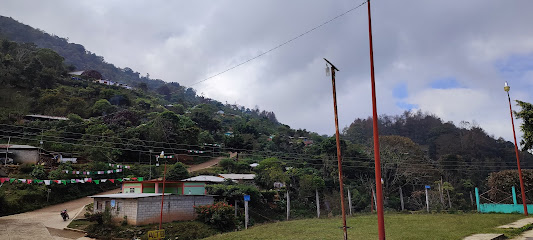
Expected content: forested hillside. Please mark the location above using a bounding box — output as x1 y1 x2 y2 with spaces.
1 14 533 216
0 16 164 89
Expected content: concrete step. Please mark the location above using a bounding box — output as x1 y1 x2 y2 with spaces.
464 234 505 240
498 218 533 229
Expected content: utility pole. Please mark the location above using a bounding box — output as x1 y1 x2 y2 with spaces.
159 151 167 230
504 81 528 216
324 58 348 240
366 0 386 238
5 137 10 165
149 149 153 180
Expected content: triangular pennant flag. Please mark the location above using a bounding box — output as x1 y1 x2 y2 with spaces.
62 180 67 185
87 178 92 183
71 179 76 183
35 180 43 184
138 177 144 181
101 179 107 182
117 178 123 182
26 179 32 184
94 180 100 184
44 180 50 185
19 179 26 183
117 169 122 173
131 177 137 181
109 179 115 183
117 165 121 168
0 178 6 183
65 170 69 173
10 178 16 183
124 178 130 181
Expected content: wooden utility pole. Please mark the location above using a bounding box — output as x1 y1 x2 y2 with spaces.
324 58 348 240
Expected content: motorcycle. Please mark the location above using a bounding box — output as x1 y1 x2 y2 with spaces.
60 209 69 221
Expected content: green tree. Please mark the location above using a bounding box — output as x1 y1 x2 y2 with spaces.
31 164 48 179
516 100 533 151
166 162 190 181
92 99 114 116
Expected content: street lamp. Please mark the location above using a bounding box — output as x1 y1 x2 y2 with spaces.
504 81 528 216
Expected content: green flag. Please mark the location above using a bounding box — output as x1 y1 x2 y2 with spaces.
138 177 144 181
94 180 100 184
9 178 15 183
61 180 67 185
117 178 123 182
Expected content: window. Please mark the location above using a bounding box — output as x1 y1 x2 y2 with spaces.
129 188 135 193
96 201 102 210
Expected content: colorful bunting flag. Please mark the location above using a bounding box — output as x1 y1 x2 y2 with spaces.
94 180 100 184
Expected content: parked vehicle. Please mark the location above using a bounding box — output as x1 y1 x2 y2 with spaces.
60 209 69 221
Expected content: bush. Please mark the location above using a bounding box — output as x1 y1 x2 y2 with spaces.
194 202 237 232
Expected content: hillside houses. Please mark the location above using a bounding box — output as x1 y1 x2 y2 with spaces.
68 70 134 90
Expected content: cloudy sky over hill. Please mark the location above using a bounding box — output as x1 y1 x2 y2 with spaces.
1 0 532 143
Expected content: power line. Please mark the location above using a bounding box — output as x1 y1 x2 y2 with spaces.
189 0 368 86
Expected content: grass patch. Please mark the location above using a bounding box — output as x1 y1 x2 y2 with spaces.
204 213 527 240
67 219 91 231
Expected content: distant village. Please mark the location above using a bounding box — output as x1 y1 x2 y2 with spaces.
68 70 135 90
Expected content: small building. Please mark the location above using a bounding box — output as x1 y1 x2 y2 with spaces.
89 180 214 225
218 174 256 184
0 145 40 164
89 193 213 225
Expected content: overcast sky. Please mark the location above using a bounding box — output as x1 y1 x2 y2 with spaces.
1 0 532 143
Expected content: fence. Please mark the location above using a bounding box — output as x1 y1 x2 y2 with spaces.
475 186 533 214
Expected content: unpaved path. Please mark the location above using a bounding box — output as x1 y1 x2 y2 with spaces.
0 188 120 240
187 152 237 172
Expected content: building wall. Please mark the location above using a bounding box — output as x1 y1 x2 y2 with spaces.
123 183 142 193
183 182 205 195
11 149 39 164
94 198 139 225
93 195 213 226
136 195 213 225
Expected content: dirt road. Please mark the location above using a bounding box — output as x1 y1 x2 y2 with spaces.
187 152 237 172
0 188 121 240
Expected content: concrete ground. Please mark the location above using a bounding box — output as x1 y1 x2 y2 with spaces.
0 188 120 240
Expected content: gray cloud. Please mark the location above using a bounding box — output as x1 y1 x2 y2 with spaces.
1 0 532 142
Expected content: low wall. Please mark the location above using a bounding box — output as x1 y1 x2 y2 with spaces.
478 203 533 214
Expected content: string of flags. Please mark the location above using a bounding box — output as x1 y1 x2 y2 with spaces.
62 164 131 175
0 177 143 185
188 150 206 154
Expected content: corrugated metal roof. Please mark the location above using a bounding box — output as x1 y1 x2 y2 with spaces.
0 144 38 149
88 193 171 199
182 175 225 182
219 174 256 180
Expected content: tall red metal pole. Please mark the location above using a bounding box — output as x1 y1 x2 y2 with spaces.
505 83 528 215
366 0 386 239
159 163 168 230
324 58 348 240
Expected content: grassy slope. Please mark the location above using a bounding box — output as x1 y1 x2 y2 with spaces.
204 213 526 240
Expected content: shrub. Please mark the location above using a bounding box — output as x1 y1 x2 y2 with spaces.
194 202 237 232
